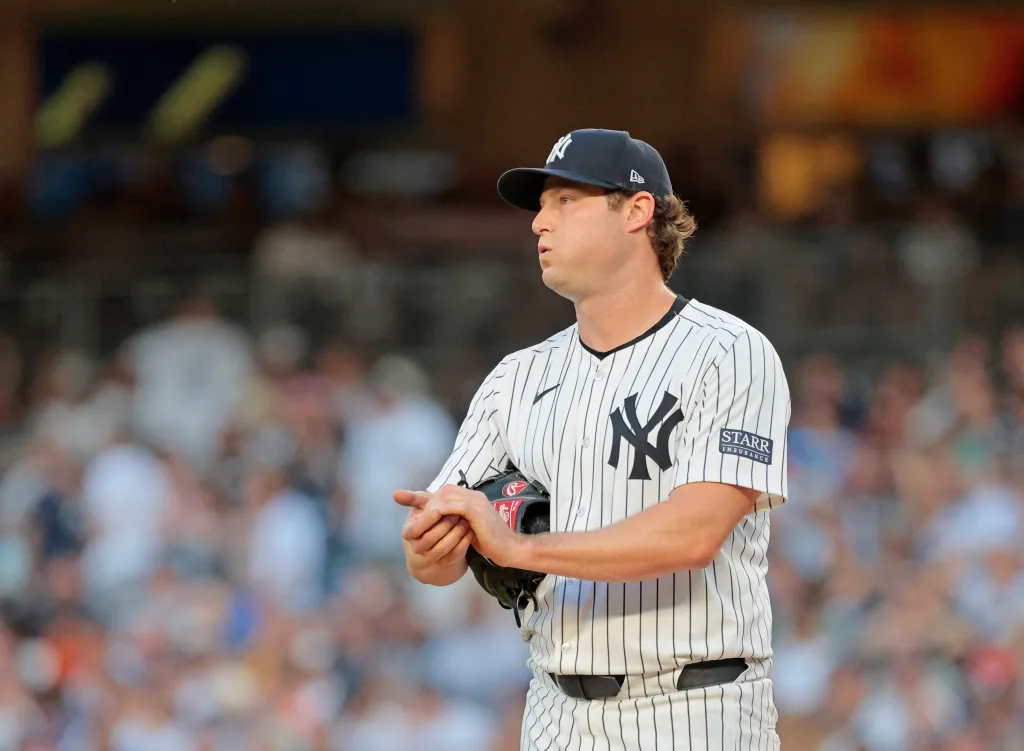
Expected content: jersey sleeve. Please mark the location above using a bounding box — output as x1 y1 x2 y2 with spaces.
672 330 790 511
426 358 512 493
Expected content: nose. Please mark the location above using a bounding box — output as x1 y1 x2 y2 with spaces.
532 206 553 236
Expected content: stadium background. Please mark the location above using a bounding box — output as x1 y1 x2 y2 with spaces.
0 0 1022 749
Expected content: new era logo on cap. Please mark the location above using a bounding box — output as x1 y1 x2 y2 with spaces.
496 128 674 212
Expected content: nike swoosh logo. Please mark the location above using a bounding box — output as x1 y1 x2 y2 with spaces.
533 384 561 405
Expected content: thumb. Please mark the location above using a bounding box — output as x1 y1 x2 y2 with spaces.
393 489 432 509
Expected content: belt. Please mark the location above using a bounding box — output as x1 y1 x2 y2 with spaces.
549 658 748 701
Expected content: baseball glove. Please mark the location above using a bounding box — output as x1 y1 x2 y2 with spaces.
459 466 550 626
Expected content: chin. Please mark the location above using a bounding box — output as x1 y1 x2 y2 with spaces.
540 264 563 288
540 268 580 301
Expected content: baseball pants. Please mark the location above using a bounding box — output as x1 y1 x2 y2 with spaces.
519 669 781 751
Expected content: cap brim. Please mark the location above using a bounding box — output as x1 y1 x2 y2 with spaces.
496 168 619 211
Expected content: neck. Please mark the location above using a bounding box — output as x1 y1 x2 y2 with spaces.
575 280 678 353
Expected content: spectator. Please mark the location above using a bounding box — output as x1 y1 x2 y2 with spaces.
997 326 1024 462
30 444 84 566
951 546 1024 645
29 349 122 464
245 461 327 615
787 354 860 510
896 197 979 352
335 354 455 563
416 587 532 707
772 590 837 717
316 341 371 430
161 454 222 581
918 474 1023 565
78 431 171 620
122 294 253 472
852 654 967 751
775 354 858 582
253 196 358 288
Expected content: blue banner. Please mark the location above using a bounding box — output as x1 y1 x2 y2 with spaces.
38 29 418 135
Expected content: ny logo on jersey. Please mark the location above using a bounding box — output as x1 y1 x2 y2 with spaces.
546 134 572 164
608 391 685 480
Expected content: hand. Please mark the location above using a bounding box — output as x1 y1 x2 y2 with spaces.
395 490 474 567
420 485 526 568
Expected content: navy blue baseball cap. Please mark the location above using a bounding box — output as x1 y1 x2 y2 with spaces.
497 129 673 211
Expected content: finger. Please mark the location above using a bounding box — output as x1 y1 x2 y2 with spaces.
437 530 474 566
424 519 472 562
436 527 475 566
403 507 446 541
439 485 487 502
439 484 475 495
409 515 461 554
430 499 472 519
393 490 432 509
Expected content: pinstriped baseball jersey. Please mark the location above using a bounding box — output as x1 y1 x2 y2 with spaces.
427 295 790 689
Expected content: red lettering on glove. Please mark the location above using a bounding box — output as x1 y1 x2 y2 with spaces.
492 499 524 530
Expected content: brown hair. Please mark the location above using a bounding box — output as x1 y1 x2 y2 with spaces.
606 191 697 281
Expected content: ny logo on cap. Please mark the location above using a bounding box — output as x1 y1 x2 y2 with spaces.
546 134 572 164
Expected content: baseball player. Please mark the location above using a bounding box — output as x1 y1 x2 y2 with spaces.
395 129 789 750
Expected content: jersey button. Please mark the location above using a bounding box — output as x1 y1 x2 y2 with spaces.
582 437 591 448
575 505 587 518
594 369 606 381
561 643 572 654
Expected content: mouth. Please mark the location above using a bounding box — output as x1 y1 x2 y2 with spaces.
538 243 552 256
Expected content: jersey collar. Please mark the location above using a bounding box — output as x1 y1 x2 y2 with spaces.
579 295 690 361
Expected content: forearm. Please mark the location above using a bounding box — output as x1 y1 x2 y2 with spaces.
404 540 469 586
509 485 754 582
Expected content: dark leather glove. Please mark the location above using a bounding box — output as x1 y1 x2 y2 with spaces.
460 466 550 626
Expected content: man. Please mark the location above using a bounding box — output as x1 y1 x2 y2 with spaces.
395 129 789 749
123 293 253 472
338 354 456 562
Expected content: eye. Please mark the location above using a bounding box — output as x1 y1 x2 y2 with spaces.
559 195 573 205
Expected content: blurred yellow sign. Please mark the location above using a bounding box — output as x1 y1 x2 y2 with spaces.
759 134 860 219
738 11 1024 125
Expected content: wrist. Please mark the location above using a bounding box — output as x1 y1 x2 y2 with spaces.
506 533 537 570
408 555 467 586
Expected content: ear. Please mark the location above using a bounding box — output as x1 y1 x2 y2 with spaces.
622 192 656 234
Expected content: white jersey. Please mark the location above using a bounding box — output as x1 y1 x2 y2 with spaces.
427 296 789 748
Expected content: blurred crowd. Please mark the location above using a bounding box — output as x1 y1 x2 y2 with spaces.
0 132 1021 750
772 330 1024 751
0 301 533 751
0 286 1018 751
0 303 1020 751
